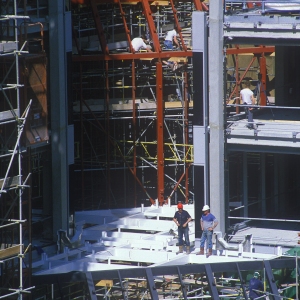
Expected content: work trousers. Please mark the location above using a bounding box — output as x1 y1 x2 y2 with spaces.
200 229 213 249
178 226 190 246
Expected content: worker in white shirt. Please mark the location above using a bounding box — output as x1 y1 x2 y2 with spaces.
240 80 256 129
131 35 152 53
164 27 180 50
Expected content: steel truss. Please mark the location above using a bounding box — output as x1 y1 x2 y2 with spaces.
32 257 300 299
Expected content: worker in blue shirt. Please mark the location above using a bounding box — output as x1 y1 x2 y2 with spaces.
249 272 264 299
173 202 192 254
197 204 218 256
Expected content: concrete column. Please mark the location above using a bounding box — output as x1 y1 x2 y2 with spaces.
192 11 209 238
209 0 225 233
49 0 70 239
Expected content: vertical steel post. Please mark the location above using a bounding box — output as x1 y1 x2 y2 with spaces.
260 55 267 106
184 69 190 203
105 60 111 208
156 61 164 205
132 60 137 207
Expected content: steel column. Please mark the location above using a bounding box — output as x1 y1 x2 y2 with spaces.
184 69 190 203
177 266 188 299
145 268 159 299
105 61 111 207
204 264 220 300
264 260 280 299
85 272 97 300
259 54 267 106
156 61 164 205
132 60 137 207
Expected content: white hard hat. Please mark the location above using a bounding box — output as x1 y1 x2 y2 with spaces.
202 205 210 211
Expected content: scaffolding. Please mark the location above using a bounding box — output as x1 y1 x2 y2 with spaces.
0 0 47 298
71 0 204 210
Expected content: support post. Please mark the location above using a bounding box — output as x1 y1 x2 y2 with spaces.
156 61 164 205
209 0 225 233
192 11 209 238
49 0 70 239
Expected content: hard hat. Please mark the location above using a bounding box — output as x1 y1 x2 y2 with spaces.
177 203 183 209
253 272 260 278
202 205 210 211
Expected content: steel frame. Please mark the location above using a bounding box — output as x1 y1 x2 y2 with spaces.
32 258 300 300
72 0 200 207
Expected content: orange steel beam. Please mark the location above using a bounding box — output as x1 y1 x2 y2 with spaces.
170 0 187 51
226 46 275 55
89 0 109 55
259 55 267 106
156 61 164 206
132 60 137 207
73 50 193 62
141 0 161 53
193 0 209 11
118 2 134 53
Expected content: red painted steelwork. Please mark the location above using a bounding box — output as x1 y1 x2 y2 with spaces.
132 60 137 207
156 61 164 206
170 0 187 51
119 2 134 53
259 55 267 106
226 46 275 55
141 0 162 53
72 51 193 62
89 0 110 55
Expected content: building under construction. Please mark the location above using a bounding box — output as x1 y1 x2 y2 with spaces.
0 0 300 299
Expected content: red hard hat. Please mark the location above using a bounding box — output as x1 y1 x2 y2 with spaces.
177 203 183 209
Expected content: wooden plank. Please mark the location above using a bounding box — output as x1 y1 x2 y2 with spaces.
96 280 113 287
0 245 20 260
0 176 19 189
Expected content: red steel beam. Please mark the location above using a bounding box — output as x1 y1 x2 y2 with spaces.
226 46 275 55
170 0 187 51
141 0 161 53
118 1 134 53
89 0 109 55
72 50 193 62
156 61 164 206
259 55 267 106
132 60 137 207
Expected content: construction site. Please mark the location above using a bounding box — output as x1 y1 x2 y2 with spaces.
0 0 300 299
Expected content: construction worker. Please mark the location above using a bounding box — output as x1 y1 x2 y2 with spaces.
131 35 152 53
249 272 264 299
173 203 192 254
164 26 180 50
240 80 256 129
197 205 218 256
